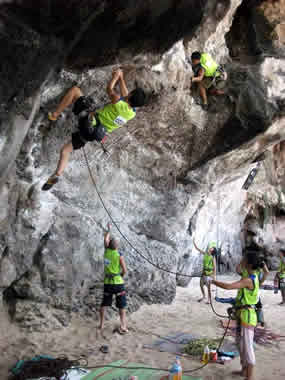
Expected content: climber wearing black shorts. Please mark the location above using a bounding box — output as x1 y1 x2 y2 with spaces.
42 69 146 191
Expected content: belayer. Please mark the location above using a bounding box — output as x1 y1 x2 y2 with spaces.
209 250 262 380
190 51 227 110
42 69 146 191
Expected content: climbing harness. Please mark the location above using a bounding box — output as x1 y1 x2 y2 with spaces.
208 65 227 90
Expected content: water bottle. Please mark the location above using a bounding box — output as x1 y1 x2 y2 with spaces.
169 357 182 380
274 278 279 294
202 345 210 364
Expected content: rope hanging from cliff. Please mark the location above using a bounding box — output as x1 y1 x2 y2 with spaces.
215 187 220 298
82 147 231 320
82 147 201 279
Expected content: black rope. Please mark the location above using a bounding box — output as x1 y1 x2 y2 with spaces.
82 147 201 279
11 316 231 379
84 362 208 374
78 148 233 374
217 315 232 352
209 284 230 319
10 356 87 380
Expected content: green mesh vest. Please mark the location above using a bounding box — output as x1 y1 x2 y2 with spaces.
97 100 136 133
200 53 219 77
238 272 259 327
104 248 124 285
203 254 214 276
279 259 285 279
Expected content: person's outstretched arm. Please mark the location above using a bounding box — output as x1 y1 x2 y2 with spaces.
191 68 205 83
107 70 122 104
212 277 253 290
193 239 206 255
104 223 111 248
118 71 128 98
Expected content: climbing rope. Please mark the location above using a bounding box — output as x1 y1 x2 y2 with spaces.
79 149 234 374
209 282 230 319
82 147 201 279
11 312 232 379
82 147 231 315
215 186 220 298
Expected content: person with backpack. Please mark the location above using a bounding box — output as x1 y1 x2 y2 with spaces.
190 51 227 110
42 69 146 191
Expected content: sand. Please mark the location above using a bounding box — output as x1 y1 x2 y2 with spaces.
1 274 285 380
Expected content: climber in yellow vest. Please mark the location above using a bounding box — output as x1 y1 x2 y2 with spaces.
193 239 216 304
274 248 285 305
42 69 146 190
190 51 227 110
99 223 128 335
210 251 260 380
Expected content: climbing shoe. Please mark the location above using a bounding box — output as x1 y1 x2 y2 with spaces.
48 112 58 121
42 175 59 191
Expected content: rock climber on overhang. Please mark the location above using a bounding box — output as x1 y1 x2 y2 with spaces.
190 51 227 110
42 69 146 191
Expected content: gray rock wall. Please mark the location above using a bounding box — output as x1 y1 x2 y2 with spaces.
0 0 284 330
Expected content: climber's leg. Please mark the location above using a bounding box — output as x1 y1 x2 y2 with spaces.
48 86 83 121
198 82 208 107
42 142 73 191
55 142 74 176
198 276 206 302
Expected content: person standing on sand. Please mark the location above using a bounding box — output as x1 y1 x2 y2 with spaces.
274 248 285 305
209 251 261 380
193 239 216 304
99 223 128 334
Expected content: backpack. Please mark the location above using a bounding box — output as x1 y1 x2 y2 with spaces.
73 96 95 116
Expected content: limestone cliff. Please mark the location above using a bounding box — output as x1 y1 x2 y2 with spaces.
0 0 284 330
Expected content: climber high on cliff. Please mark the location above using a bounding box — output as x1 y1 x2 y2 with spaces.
190 51 227 110
42 69 146 191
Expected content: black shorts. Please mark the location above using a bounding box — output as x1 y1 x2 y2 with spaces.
72 96 94 116
101 284 127 309
72 131 86 150
71 97 106 150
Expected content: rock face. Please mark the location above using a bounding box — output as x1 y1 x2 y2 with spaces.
0 0 284 330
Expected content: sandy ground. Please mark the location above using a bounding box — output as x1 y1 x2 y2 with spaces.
1 274 285 380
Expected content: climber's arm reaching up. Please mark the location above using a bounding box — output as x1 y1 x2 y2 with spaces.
118 71 129 98
107 69 122 104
